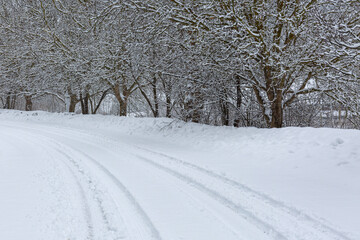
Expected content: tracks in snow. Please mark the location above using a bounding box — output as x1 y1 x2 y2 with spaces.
131 147 352 240
1 130 95 240
1 122 354 240
7 127 161 240
54 143 163 240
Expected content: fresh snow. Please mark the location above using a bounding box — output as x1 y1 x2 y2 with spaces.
0 110 359 240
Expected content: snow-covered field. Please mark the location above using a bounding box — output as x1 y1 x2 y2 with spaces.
0 110 359 240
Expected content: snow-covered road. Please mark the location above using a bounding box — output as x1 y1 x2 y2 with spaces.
0 114 359 240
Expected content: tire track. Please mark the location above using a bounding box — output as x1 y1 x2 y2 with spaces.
131 147 353 240
2 125 161 240
2 130 95 240
133 154 288 240
50 146 125 240
35 136 163 240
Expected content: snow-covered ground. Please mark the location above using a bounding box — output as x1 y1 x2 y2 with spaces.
0 110 359 240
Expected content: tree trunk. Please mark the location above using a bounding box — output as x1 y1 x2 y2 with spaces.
10 94 16 109
192 107 201 123
25 95 32 111
166 95 171 118
191 89 202 123
160 75 172 118
119 99 128 116
67 87 79 113
5 94 11 109
69 94 78 112
80 91 90 114
152 77 159 118
92 90 109 114
233 78 242 127
83 92 90 114
221 102 230 126
113 84 129 116
184 96 200 123
264 65 284 128
270 92 283 128
220 91 230 126
79 93 85 114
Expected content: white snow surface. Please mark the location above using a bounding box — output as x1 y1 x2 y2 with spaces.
0 110 359 240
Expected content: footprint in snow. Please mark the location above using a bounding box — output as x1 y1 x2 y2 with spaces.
331 138 344 147
337 161 349 166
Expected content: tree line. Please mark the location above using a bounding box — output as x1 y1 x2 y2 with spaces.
0 0 359 128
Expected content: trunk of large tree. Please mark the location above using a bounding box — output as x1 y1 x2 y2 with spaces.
69 94 78 112
263 65 284 128
270 92 283 128
80 90 90 115
119 99 128 116
25 95 32 111
67 87 79 113
113 84 129 117
83 93 90 114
